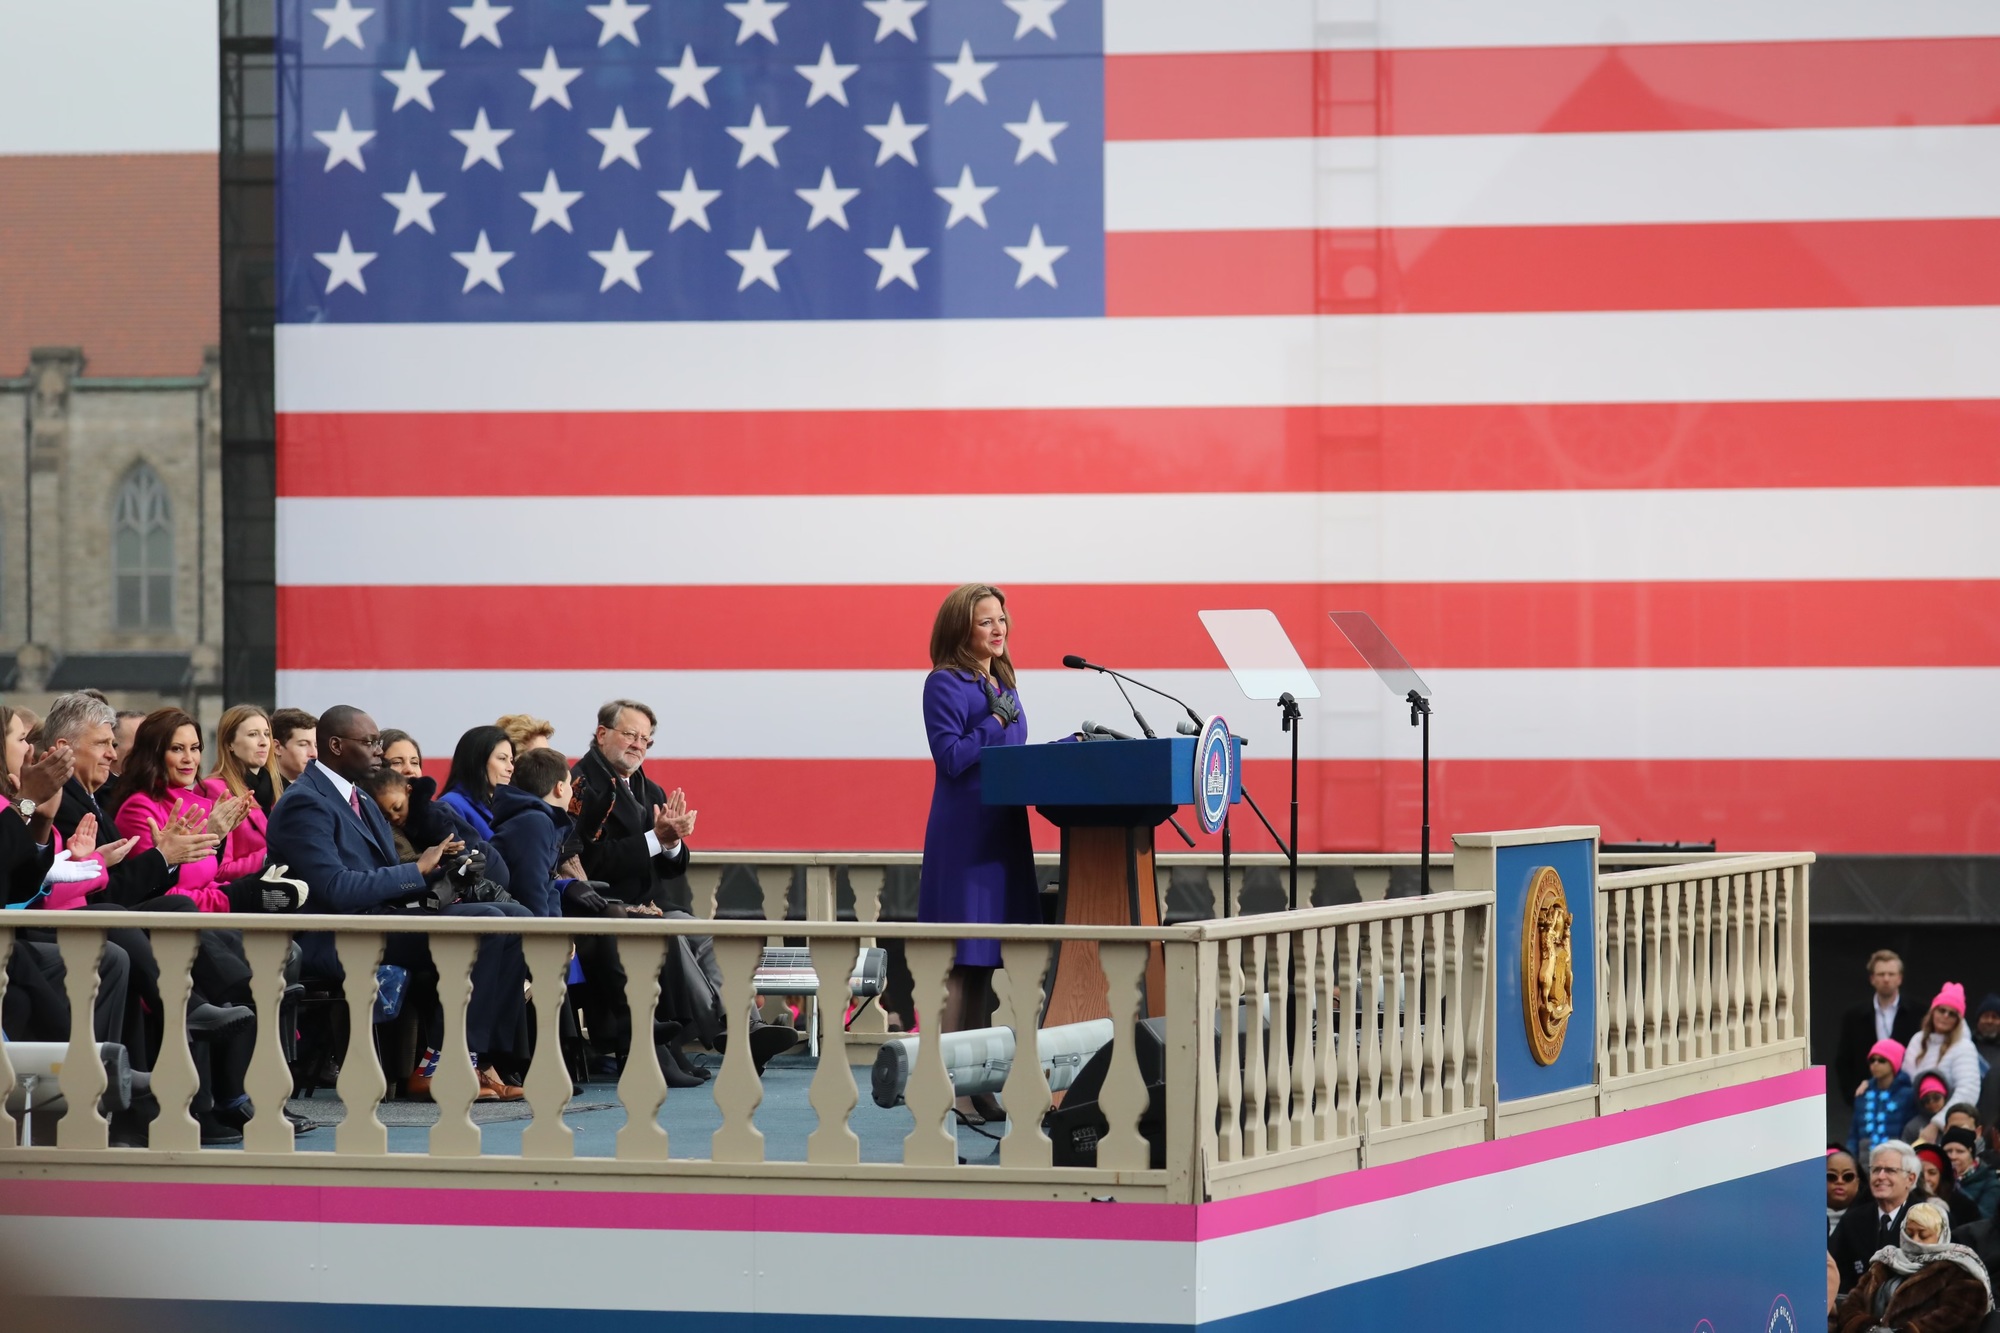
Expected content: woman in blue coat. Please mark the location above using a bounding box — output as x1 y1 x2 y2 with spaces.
919 583 1038 1121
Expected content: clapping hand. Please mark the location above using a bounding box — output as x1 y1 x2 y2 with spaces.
66 813 138 868
652 788 696 844
558 854 588 882
150 807 221 866
202 791 255 839
12 744 74 807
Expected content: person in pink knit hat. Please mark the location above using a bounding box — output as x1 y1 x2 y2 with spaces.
1904 982 1982 1140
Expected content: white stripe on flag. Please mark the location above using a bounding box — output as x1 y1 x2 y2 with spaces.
275 307 2000 413
275 489 2000 587
1105 126 2000 232
1103 0 2000 54
272 666 2000 761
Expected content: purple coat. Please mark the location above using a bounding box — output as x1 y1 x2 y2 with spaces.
918 668 1039 967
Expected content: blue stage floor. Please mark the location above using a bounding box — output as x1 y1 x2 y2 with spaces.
283 1050 1009 1163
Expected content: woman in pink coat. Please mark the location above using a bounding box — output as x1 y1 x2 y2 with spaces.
111 707 257 912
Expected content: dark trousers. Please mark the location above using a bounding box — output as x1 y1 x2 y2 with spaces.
4 938 129 1047
572 912 725 1057
303 901 532 1059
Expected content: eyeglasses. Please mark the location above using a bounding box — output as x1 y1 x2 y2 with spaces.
1827 1170 1858 1183
604 726 654 750
1871 1165 1908 1176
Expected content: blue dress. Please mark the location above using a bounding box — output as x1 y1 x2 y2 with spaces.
918 669 1039 967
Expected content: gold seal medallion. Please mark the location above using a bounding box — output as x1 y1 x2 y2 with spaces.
1522 866 1574 1065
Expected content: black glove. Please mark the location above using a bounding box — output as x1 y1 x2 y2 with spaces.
446 848 488 886
562 878 611 916
980 674 1021 727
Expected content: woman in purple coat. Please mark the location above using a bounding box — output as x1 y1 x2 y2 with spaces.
919 583 1038 1119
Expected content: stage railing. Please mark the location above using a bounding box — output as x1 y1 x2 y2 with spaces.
0 850 1805 1204
1595 853 1813 1112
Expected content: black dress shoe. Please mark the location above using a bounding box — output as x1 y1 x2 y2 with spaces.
658 1044 706 1089
187 1003 255 1039
198 1117 243 1146
747 1023 803 1075
283 1110 320 1135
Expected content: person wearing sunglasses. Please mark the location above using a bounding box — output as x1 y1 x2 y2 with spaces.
1829 1146 1863 1236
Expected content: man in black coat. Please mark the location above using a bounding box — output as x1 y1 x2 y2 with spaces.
1831 1140 1929 1293
1836 950 1925 1106
569 699 798 1074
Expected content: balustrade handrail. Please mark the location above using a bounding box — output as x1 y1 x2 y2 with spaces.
0 857 1806 1203
690 850 1747 868
1183 890 1493 941
1596 850 1814 891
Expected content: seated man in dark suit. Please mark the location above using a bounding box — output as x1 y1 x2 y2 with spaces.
1831 1139 1931 1293
569 698 798 1078
268 704 531 1101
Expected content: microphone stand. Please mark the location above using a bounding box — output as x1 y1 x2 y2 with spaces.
1080 659 1195 847
1279 692 1302 910
1409 690 1431 895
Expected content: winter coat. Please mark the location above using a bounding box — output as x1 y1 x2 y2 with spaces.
1854 1073 1919 1162
38 826 111 910
204 778 270 879
487 784 574 918
1834 1255 1989 1333
114 782 256 912
1907 1032 1985 1133
1960 1163 2000 1223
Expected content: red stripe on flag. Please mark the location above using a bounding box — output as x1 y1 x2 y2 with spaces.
275 400 2000 497
634 757 2000 855
276 581 2000 672
1104 38 2000 141
1106 220 2000 317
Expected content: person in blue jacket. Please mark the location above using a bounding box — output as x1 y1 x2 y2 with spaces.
437 725 514 843
1854 1037 1918 1163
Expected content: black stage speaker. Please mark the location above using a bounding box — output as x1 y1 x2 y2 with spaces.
1046 1017 1167 1168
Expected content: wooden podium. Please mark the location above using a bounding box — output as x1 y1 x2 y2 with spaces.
982 737 1241 1026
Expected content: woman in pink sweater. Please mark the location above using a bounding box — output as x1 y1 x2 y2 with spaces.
111 707 257 912
204 705 275 875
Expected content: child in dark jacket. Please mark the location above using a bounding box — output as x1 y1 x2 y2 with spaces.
1851 1037 1916 1163
488 748 581 918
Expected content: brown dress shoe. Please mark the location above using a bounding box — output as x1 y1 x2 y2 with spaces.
478 1067 524 1101
405 1071 435 1102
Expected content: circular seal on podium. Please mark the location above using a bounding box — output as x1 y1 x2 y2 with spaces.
1193 715 1233 835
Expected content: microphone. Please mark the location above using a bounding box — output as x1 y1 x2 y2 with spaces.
1175 719 1199 736
1063 655 1155 738
1079 721 1133 741
1062 655 1204 731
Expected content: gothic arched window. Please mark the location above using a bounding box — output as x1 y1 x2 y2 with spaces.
112 463 173 630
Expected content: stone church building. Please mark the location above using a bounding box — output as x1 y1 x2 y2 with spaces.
0 137 226 731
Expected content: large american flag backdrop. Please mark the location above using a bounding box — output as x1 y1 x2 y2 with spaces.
274 0 2000 854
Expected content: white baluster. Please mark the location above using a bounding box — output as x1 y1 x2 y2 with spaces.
806 936 861 1165
54 928 109 1149
1291 928 1317 1147
520 934 575 1160
427 935 482 1158
1097 941 1151 1171
614 935 670 1161
147 927 202 1152
998 940 1055 1169
1217 937 1243 1163
334 932 388 1157
711 935 767 1164
901 938 956 1166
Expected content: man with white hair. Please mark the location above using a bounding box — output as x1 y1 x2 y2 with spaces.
1831 1138 1931 1293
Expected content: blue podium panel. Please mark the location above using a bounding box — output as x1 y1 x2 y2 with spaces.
981 738 1242 811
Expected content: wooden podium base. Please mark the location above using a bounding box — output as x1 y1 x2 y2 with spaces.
1043 823 1168 1027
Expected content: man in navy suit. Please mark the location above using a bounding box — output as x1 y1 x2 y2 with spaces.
269 704 529 1097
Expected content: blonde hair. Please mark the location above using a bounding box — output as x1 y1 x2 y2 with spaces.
928 583 1016 690
496 713 555 752
210 704 271 800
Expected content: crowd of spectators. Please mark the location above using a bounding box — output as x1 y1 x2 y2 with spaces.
1829 951 2000 1332
1 692 801 1145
